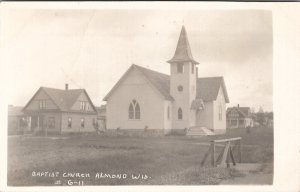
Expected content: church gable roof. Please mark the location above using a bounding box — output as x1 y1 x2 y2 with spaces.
103 64 173 101
167 26 199 64
196 77 230 103
133 65 173 100
103 64 229 103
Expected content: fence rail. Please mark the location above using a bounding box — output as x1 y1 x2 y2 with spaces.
201 137 242 168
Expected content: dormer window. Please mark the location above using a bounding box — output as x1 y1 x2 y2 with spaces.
80 101 89 111
39 100 46 109
80 101 85 110
177 63 184 73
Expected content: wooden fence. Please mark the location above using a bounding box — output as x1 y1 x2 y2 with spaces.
201 137 242 168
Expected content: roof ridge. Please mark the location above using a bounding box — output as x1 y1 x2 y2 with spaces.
104 64 229 103
40 87 64 110
198 76 223 79
133 64 169 77
227 107 250 117
42 87 85 91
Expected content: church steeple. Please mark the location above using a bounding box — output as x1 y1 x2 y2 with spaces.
167 26 199 65
168 25 198 130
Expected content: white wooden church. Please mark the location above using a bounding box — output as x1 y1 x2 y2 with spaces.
103 26 229 136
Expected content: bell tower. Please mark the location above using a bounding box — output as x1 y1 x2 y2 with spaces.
167 26 199 129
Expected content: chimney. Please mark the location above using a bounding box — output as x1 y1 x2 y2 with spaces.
196 67 198 79
237 104 239 108
65 83 69 90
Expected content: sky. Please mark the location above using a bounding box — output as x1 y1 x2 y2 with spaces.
2 9 273 112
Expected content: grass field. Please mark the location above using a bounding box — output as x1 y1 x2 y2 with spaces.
7 127 273 186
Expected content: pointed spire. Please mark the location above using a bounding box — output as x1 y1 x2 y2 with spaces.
167 26 199 64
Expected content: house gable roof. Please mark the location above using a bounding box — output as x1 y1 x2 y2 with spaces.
226 107 251 118
103 64 229 103
23 87 97 113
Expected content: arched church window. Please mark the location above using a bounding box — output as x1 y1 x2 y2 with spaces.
177 63 184 73
128 100 141 120
178 108 183 120
135 103 140 119
129 103 134 119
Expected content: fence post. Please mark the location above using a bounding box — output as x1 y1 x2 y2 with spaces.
220 142 230 167
211 141 215 167
226 141 231 168
202 137 242 168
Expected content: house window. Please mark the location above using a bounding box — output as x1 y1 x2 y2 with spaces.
80 102 85 110
239 119 244 125
39 100 46 109
177 63 184 73
191 63 194 74
178 108 183 120
93 118 98 128
128 99 141 120
80 101 90 111
48 117 55 129
167 106 170 120
81 118 85 128
68 117 72 128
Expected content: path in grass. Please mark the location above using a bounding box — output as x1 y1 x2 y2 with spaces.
220 162 273 185
221 173 273 185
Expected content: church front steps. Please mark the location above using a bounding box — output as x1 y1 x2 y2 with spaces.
186 126 215 137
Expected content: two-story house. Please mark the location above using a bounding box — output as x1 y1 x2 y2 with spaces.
22 84 98 134
226 105 254 129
